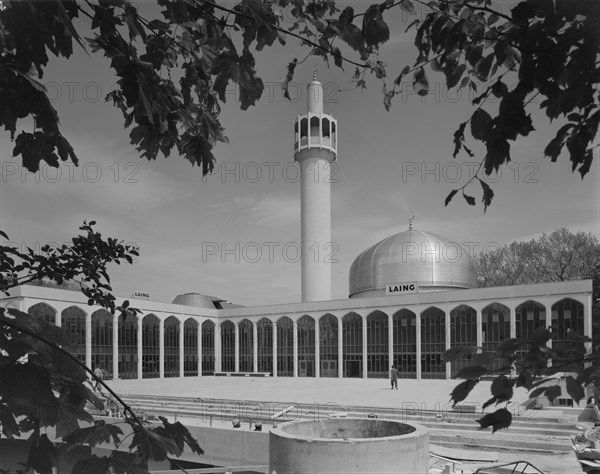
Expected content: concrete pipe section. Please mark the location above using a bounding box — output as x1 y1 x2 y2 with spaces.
269 417 429 473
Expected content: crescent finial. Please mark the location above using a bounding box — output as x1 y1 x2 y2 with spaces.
313 65 319 81
408 211 415 230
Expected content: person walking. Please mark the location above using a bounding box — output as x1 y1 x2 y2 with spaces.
93 366 104 391
390 365 399 390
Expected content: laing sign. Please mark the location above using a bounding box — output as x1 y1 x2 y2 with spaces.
386 282 419 295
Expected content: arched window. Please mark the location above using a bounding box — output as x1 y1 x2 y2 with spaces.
297 315 315 377
221 321 235 372
257 318 273 374
393 309 417 378
62 306 86 364
164 316 180 378
367 311 388 378
319 314 338 378
184 318 199 377
28 302 57 325
239 319 253 372
551 298 585 364
202 320 215 375
322 118 330 138
142 314 160 378
449 305 477 377
118 313 138 379
92 309 113 379
342 312 363 378
482 303 510 371
515 300 546 366
277 317 294 376
421 307 445 379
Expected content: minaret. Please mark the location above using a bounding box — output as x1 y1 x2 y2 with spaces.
294 71 338 302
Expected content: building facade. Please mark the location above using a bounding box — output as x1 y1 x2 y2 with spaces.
1 279 592 381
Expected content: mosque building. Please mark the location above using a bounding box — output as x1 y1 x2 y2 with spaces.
1 76 593 383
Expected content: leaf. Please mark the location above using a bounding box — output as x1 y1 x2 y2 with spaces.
445 189 458 207
450 379 478 406
471 109 492 141
491 80 508 98
394 65 410 86
565 376 585 405
463 193 476 206
27 433 57 474
454 365 489 379
412 67 429 96
63 421 124 448
491 375 513 403
362 4 390 47
495 338 521 356
71 455 111 474
545 385 561 403
478 178 494 212
471 352 495 369
442 346 475 363
452 121 467 158
477 408 512 433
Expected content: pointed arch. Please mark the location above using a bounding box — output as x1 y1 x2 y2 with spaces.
449 305 477 377
277 316 294 377
319 314 339 378
392 309 417 379
257 318 273 374
239 319 254 372
91 309 113 379
482 303 510 372
515 300 547 367
118 312 138 379
221 320 235 372
551 298 585 363
164 316 180 378
420 306 445 379
367 311 389 378
202 320 215 375
342 312 363 378
297 315 316 377
184 318 199 377
142 314 160 378
28 302 57 325
62 306 86 364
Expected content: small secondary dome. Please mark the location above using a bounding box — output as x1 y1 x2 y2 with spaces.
172 293 217 309
349 229 477 298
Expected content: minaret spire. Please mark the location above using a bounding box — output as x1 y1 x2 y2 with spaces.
408 211 415 230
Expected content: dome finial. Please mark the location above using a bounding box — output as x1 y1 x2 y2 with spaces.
408 210 415 230
313 65 319 81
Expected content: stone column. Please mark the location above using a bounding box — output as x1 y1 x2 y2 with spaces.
272 321 278 377
445 310 451 380
253 321 258 373
416 312 422 380
179 319 185 377
362 316 368 379
293 320 298 378
315 319 320 378
338 317 343 378
234 322 240 373
198 320 203 377
215 324 221 373
388 313 394 372
85 312 92 369
137 315 143 380
112 315 119 380
159 318 165 379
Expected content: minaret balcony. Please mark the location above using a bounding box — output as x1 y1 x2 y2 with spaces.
294 112 338 156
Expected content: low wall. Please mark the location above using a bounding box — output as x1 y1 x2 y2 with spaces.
269 418 429 474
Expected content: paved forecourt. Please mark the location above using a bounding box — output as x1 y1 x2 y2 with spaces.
107 376 531 414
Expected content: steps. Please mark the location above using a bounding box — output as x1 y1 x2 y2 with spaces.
114 394 577 453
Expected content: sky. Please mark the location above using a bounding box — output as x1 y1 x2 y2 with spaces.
1 1 599 307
